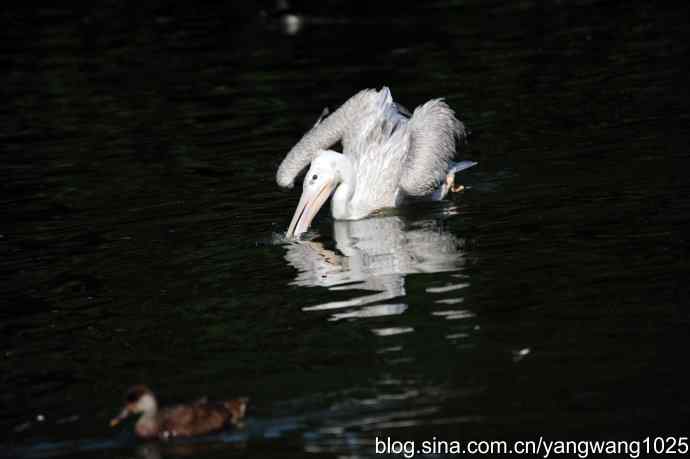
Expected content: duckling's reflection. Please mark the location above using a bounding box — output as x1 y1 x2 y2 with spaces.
135 440 246 459
284 216 465 319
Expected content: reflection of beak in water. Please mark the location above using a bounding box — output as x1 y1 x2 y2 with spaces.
283 216 466 320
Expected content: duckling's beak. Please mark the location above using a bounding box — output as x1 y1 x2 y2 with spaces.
286 178 336 239
110 407 130 427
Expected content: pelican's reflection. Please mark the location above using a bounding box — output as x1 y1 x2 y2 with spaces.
283 216 465 319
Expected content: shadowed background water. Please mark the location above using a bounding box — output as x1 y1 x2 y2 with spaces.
2 1 689 458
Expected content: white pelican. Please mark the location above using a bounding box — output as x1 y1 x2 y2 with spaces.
276 87 476 238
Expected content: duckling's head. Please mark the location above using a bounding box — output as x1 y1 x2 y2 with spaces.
110 385 158 427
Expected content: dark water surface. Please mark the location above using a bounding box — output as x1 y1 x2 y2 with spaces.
2 1 689 458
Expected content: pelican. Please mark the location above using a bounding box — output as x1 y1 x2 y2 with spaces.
276 87 476 238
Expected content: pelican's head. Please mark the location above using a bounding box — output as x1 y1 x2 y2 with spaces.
286 150 345 239
110 385 158 427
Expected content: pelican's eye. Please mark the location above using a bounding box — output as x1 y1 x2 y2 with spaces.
312 174 318 181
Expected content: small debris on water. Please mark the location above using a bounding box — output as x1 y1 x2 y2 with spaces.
512 348 531 362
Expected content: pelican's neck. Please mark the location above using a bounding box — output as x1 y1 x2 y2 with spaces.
330 155 356 220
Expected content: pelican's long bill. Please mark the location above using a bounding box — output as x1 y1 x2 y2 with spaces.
286 178 336 239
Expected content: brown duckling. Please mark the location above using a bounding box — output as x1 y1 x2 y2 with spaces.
110 385 248 440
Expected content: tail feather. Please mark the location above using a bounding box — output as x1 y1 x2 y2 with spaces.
448 160 477 174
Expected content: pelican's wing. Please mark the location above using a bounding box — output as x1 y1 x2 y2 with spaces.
276 89 379 189
342 87 408 160
399 99 467 196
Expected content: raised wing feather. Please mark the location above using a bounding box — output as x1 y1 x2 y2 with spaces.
399 99 466 196
276 89 380 188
